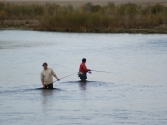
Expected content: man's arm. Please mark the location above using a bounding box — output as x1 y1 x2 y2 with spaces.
51 69 60 81
54 75 60 81
41 79 45 88
40 73 45 88
83 64 91 72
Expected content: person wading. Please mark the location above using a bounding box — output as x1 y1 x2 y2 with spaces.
41 62 60 89
78 58 91 82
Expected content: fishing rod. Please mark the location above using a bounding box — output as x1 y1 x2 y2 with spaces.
91 70 114 73
50 69 114 84
52 72 77 84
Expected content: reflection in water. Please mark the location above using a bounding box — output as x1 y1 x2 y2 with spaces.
41 89 54 105
40 89 54 121
79 81 87 90
40 88 61 106
41 89 54 96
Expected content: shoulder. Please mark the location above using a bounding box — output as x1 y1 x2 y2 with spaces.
80 62 85 66
81 63 86 66
48 68 54 72
41 70 45 74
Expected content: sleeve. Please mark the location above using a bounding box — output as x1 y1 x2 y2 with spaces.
51 68 57 77
83 64 89 72
40 72 44 80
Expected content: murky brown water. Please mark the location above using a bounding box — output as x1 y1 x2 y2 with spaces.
0 30 167 125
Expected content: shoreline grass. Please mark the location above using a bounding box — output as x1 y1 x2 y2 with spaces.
0 2 167 33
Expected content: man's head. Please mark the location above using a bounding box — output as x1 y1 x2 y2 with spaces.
82 58 86 63
42 62 48 69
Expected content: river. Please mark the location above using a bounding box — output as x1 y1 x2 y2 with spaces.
0 30 167 125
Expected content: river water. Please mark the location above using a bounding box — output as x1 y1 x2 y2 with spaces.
0 30 167 125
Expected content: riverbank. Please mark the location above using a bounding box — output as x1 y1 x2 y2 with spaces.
1 0 167 6
0 1 167 33
1 20 167 33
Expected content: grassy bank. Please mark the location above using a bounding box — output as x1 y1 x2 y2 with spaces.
0 2 167 33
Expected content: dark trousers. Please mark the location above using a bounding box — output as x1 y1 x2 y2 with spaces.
44 83 53 89
79 73 87 82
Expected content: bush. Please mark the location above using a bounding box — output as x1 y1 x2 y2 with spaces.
0 10 7 20
0 2 167 31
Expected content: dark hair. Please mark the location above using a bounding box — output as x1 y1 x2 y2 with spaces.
82 58 86 62
42 62 48 66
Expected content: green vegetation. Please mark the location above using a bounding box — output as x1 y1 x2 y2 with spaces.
0 2 167 33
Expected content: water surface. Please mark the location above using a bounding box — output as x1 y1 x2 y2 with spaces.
0 30 167 125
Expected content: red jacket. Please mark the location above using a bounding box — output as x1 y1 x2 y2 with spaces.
79 62 89 73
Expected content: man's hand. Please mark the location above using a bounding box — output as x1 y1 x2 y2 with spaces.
41 79 45 88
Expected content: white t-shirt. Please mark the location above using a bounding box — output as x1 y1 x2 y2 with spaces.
41 68 57 85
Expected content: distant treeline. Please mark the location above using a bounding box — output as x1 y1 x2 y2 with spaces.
0 2 167 32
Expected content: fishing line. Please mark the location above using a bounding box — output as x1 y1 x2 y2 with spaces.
51 70 115 84
91 70 114 73
50 65 116 84
52 72 77 83
54 63 72 69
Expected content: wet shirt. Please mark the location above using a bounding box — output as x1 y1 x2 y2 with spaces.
79 62 89 73
41 68 56 85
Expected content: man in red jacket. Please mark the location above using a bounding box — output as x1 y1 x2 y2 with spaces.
78 58 91 81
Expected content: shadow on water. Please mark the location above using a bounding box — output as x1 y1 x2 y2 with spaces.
62 80 113 90
37 88 62 100
79 81 87 90
40 89 54 99
63 80 108 84
35 87 61 91
0 87 62 95
0 81 113 95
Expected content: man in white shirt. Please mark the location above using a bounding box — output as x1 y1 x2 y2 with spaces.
41 62 60 89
